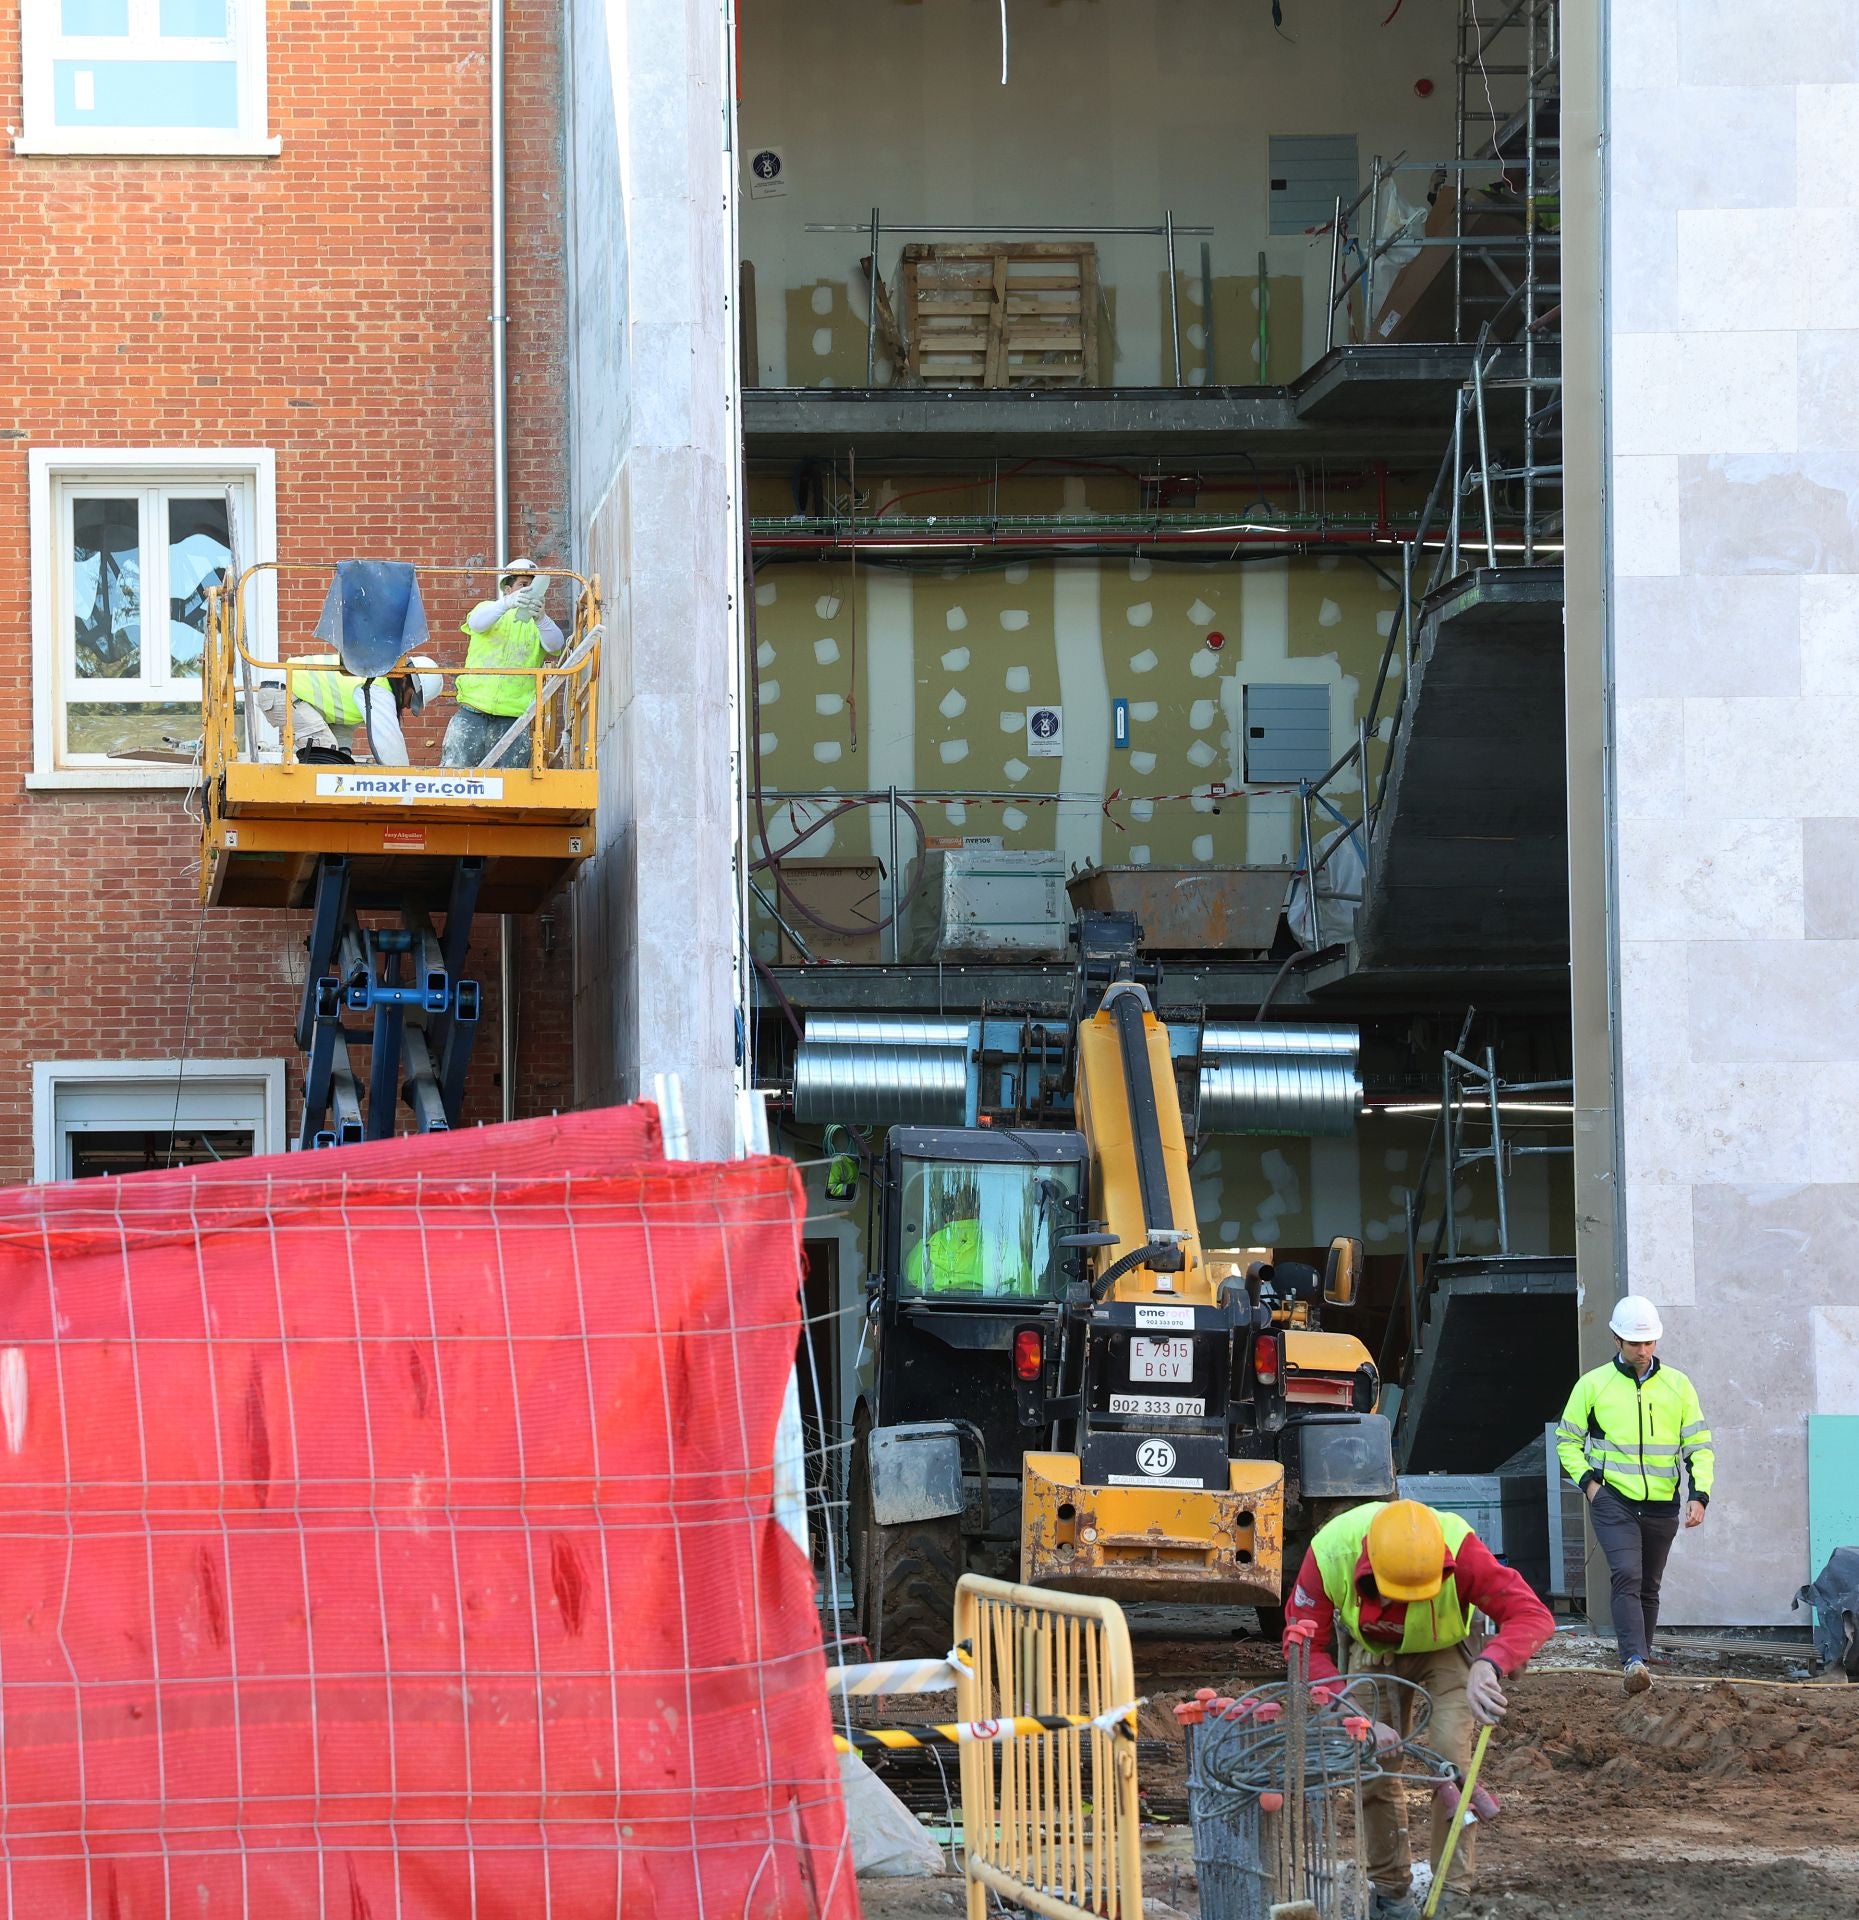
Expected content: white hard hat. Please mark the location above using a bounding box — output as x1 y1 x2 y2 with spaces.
406 654 443 713
498 556 540 588
1609 1295 1664 1341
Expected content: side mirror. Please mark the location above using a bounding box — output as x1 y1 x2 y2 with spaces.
1324 1235 1363 1308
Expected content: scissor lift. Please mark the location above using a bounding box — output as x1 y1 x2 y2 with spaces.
199 561 602 1148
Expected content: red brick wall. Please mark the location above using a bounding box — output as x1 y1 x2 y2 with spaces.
0 0 573 1180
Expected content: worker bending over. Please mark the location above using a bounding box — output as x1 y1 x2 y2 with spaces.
256 657 441 766
1284 1498 1554 1920
1557 1295 1714 1696
443 558 566 769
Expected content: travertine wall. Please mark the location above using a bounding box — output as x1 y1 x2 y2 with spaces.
1607 0 1859 1622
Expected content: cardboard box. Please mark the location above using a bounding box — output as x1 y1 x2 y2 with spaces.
1370 183 1528 345
773 861 884 964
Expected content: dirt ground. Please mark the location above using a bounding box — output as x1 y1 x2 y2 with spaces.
854 1619 1859 1918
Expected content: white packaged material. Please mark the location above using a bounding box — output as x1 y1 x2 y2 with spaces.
937 848 1069 959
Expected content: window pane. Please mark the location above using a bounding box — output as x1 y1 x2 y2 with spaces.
897 1158 1079 1300
61 0 130 33
68 1130 253 1178
66 701 200 759
161 0 229 34
55 59 239 129
168 496 231 677
71 497 142 680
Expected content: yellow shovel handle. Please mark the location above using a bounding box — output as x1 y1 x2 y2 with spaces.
1421 1720 1493 1918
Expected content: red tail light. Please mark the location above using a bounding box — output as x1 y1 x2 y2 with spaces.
1253 1334 1281 1386
1013 1328 1044 1381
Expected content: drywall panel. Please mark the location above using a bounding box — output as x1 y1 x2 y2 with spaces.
739 0 1458 384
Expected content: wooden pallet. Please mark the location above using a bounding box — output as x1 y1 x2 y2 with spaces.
898 242 1102 387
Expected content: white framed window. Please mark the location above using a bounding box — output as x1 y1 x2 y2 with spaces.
29 448 276 788
32 1059 287 1183
16 0 278 158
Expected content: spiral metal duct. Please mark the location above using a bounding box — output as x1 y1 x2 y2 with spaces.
1199 1023 1361 1137
793 1016 972 1125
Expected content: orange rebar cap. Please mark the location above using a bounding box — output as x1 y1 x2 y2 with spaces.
1366 1499 1448 1602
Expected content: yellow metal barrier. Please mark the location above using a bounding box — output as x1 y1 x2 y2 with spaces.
955 1574 1143 1920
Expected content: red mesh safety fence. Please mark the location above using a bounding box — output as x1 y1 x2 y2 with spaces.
0 1107 856 1918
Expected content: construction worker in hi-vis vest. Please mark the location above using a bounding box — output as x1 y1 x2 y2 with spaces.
442 557 566 770
1557 1294 1714 1698
1284 1499 1555 1919
256 656 441 766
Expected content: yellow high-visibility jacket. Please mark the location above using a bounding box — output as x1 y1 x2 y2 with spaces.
1556 1357 1714 1506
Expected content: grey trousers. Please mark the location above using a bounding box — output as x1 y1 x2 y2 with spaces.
1590 1485 1681 1664
440 704 532 769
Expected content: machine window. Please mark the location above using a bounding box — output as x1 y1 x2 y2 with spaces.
896 1157 1080 1300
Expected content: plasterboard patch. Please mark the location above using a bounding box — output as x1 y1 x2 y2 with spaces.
1318 598 1342 628
942 645 971 670
1191 786 1218 813
1187 598 1216 626
1190 699 1217 730
811 328 833 356
1190 649 1221 678
813 740 843 764
1005 561 1030 584
1129 701 1159 722
940 738 970 764
813 637 841 665
946 607 968 633
1005 666 1031 693
1187 739 1218 768
1192 833 1215 861
816 594 842 620
939 688 967 719
1130 750 1157 774
1129 649 1158 674
1377 609 1397 637
756 642 776 668
810 283 834 315
1127 601 1154 628
1003 808 1028 830
999 709 1024 732
1001 609 1030 631
1129 844 1151 864
1004 758 1030 781
945 801 968 825
815 692 844 716
755 581 778 606
759 732 777 753
1130 797 1155 821
1129 558 1153 581
758 679 780 704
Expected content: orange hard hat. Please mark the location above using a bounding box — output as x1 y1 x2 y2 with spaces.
1366 1500 1447 1602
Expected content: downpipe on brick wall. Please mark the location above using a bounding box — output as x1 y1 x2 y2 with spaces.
491 0 516 1124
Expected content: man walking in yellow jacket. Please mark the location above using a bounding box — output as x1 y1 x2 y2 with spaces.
1557 1296 1714 1695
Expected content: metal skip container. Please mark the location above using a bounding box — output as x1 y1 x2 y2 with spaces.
1066 864 1289 955
1199 1024 1361 1137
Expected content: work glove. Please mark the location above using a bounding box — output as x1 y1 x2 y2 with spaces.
514 575 548 620
1465 1657 1508 1726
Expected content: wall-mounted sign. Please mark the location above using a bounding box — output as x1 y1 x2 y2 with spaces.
1112 697 1130 748
748 147 788 198
1026 705 1064 758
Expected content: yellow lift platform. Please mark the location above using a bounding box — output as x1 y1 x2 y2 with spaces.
199 561 601 1146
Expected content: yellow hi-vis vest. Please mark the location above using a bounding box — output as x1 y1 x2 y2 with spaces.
1311 1502 1477 1655
1556 1359 1714 1504
287 654 367 727
457 605 546 717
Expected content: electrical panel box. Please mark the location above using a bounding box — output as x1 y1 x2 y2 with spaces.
1243 682 1334 784
937 848 1069 960
1268 134 1360 237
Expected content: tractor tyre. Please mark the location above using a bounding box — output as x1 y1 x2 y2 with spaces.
850 1421 965 1661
